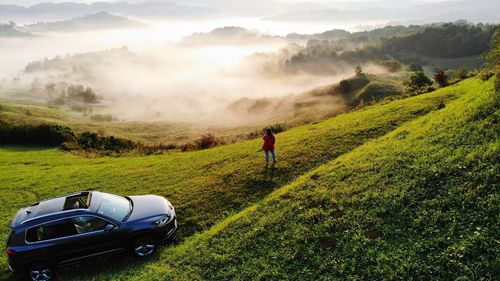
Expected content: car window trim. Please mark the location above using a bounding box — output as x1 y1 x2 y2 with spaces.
24 215 117 245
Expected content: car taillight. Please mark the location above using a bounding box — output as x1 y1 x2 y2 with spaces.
5 249 15 256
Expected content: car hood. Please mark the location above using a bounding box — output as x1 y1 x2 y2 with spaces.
126 195 173 222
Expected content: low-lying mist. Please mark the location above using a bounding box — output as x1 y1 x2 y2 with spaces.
0 22 384 127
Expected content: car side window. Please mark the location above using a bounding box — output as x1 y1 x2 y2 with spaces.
72 216 109 234
26 219 78 243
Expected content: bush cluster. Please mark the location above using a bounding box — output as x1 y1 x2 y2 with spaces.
403 71 433 92
90 114 117 122
181 134 220 151
74 132 136 151
0 121 137 152
0 121 76 146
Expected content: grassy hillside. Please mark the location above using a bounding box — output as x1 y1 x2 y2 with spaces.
0 77 491 280
160 78 496 281
0 79 462 279
64 78 497 280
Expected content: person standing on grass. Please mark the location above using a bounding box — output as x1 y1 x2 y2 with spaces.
262 128 276 165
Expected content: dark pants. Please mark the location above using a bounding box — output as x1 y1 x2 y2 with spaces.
265 150 276 163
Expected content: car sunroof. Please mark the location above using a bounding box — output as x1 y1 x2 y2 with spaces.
63 192 91 211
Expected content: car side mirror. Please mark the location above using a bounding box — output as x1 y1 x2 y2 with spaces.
104 224 115 232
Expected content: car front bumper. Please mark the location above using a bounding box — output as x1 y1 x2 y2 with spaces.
158 216 177 241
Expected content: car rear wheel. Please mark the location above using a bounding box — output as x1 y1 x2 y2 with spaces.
28 264 54 281
132 235 157 257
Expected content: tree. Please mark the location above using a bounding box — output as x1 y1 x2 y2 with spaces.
339 79 351 93
455 66 469 80
433 70 448 87
403 71 432 92
485 29 500 68
485 29 500 91
355 65 363 76
408 63 423 72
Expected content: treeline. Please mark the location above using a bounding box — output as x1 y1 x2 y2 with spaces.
30 81 100 105
24 46 131 73
379 23 498 59
287 25 426 42
284 23 499 74
0 21 33 37
0 121 135 152
0 121 75 146
0 121 230 155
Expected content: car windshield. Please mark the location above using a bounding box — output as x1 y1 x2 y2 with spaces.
96 193 132 222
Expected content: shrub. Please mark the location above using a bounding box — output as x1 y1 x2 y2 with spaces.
67 85 99 104
91 114 117 122
0 122 76 146
355 65 363 76
376 59 402 72
339 79 351 93
194 134 218 150
267 123 287 134
434 70 448 87
70 105 91 113
76 132 136 151
337 74 370 97
408 63 423 72
455 66 469 80
478 69 494 81
181 143 196 152
141 144 177 155
403 71 433 92
424 85 436 93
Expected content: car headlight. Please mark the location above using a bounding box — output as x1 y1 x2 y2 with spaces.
154 215 171 227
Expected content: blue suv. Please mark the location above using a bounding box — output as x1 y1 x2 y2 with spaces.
5 191 177 281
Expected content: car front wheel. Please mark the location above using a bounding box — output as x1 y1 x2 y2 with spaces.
28 264 54 281
132 235 157 257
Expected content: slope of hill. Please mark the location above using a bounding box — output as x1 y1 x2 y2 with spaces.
25 12 147 32
0 78 461 280
227 74 406 124
181 26 285 45
83 78 498 280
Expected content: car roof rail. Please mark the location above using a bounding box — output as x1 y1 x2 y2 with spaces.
20 209 87 226
27 191 92 207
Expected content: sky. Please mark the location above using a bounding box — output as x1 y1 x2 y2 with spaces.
0 0 444 5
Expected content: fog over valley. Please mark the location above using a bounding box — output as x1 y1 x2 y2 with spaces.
1 0 498 127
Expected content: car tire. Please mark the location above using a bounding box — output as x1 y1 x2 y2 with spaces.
131 235 157 258
27 263 55 281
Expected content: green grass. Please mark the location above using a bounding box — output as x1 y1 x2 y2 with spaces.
0 78 494 280
78 78 497 280
355 78 405 105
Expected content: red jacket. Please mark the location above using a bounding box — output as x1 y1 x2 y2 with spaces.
262 135 275 151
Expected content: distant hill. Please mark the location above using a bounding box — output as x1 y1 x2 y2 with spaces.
181 26 285 45
25 12 147 32
0 2 214 22
1 0 499 24
266 0 500 24
0 21 33 37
